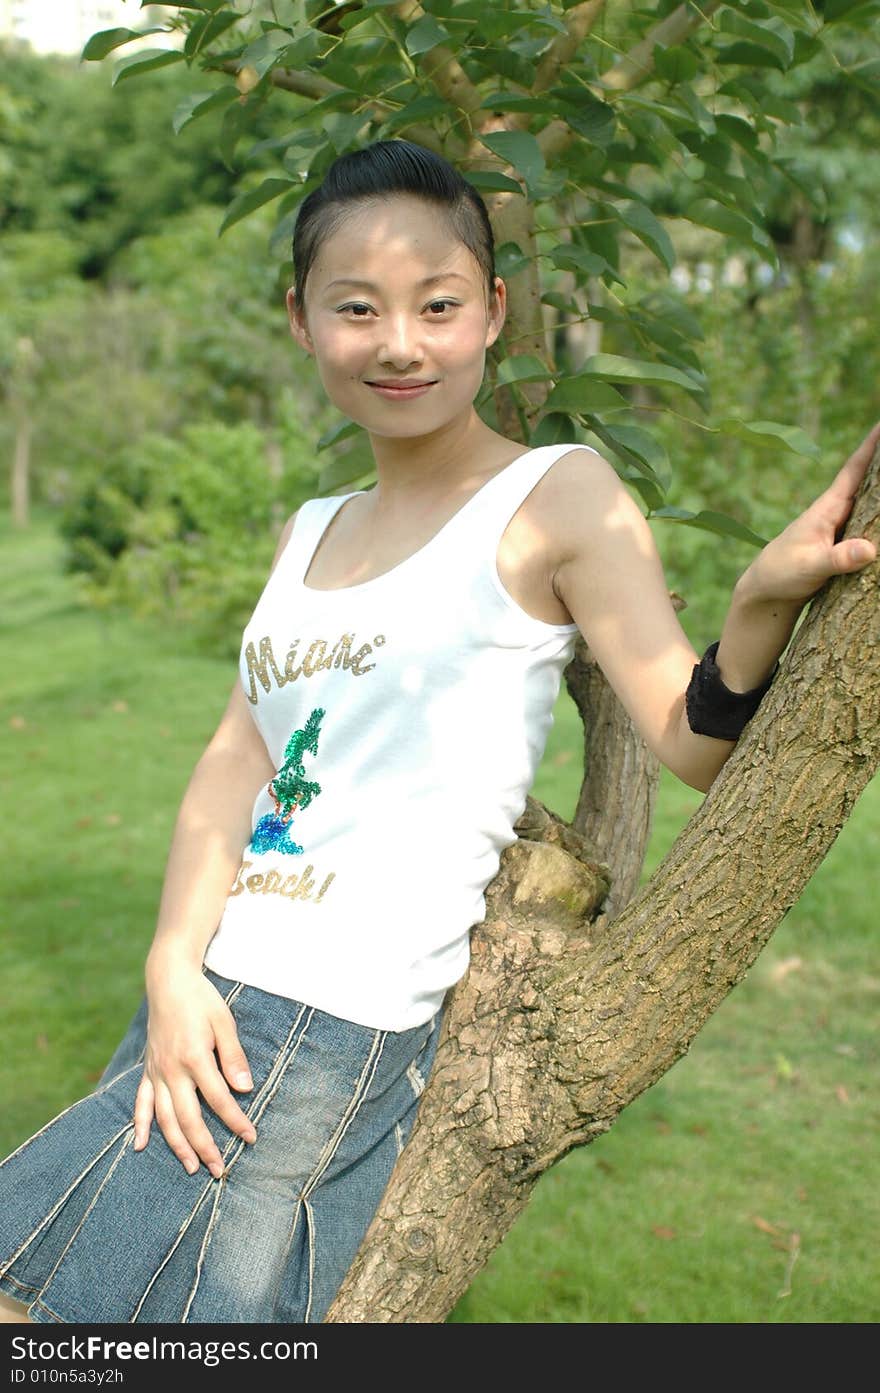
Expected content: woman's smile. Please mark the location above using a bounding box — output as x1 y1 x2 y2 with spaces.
367 381 437 399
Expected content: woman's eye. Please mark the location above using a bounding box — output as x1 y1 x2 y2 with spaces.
336 300 458 317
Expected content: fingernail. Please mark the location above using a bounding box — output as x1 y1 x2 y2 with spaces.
184 1159 198 1175
243 1127 257 1143
235 1072 252 1089
209 1162 224 1179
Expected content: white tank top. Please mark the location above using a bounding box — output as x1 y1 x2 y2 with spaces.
203 443 581 1030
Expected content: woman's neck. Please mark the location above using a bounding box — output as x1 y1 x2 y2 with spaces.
365 417 517 512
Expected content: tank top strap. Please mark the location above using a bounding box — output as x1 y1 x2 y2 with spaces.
456 441 586 551
284 493 360 585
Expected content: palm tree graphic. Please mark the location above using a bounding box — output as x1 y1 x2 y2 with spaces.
250 707 325 855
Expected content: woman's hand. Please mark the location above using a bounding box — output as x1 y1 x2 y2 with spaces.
737 422 880 607
133 958 257 1178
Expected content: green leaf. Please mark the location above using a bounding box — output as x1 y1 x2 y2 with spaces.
184 10 241 59
172 87 238 136
81 27 166 60
530 413 582 446
650 507 767 548
405 15 453 55
618 202 676 271
718 10 794 67
652 43 698 84
495 355 555 387
317 419 363 451
823 0 880 21
478 93 562 116
323 112 369 153
317 443 375 495
715 40 788 70
549 245 611 279
590 422 671 491
542 379 628 413
683 199 776 260
111 49 185 85
716 418 821 458
464 170 524 196
239 29 302 79
495 242 532 280
622 471 667 512
478 131 545 199
378 96 449 134
477 9 567 39
549 86 616 148
577 354 703 397
218 178 296 235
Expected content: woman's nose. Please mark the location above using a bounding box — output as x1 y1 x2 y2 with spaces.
376 315 424 364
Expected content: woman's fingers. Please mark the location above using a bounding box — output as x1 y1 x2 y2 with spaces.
153 1074 224 1178
213 1010 255 1096
132 1072 155 1151
188 1053 257 1148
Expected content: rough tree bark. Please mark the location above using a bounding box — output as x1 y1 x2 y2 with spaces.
326 441 880 1322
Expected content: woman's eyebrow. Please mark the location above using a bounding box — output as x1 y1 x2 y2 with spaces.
325 272 470 290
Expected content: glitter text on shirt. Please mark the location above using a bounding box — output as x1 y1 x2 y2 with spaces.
243 632 386 705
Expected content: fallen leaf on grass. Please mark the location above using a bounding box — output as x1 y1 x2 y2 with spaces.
111 699 129 713
770 955 803 983
35 1034 49 1053
751 1215 782 1237
104 813 122 826
835 1084 850 1104
75 816 93 829
652 1226 677 1240
9 715 26 730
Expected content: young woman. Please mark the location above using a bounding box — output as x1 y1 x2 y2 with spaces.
0 139 876 1326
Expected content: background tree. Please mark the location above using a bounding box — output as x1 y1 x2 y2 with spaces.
63 0 880 1319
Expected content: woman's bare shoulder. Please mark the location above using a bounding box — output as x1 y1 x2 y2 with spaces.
525 445 624 564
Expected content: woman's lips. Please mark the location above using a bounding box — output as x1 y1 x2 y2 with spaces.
367 382 436 399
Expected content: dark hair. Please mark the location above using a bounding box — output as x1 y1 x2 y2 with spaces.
291 139 496 315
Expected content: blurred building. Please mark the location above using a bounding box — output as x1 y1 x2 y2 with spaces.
0 2 176 57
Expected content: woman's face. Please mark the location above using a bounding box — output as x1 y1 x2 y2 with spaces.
287 195 506 440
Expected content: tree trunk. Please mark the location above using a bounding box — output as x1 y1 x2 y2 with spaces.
325 441 880 1322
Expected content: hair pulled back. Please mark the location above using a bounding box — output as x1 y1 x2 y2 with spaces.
291 139 497 314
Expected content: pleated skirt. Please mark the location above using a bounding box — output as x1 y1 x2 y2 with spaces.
0 967 443 1324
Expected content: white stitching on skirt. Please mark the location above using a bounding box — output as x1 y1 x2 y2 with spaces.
301 1031 387 1323
26 1128 136 1313
406 1060 425 1098
158 1002 313 1324
0 1063 147 1179
0 1122 133 1281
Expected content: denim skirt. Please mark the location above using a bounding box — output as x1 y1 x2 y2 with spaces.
0 967 443 1325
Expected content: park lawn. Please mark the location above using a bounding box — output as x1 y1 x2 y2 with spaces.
1 512 877 1323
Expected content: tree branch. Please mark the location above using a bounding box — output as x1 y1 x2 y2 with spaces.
390 0 485 140
326 439 880 1321
536 0 723 162
533 0 607 96
210 57 449 157
600 0 723 93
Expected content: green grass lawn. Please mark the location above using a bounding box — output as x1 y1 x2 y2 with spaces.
2 511 878 1322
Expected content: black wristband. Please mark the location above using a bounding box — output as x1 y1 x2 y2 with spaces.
685 640 778 741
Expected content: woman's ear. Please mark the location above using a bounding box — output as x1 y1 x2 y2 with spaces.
286 286 313 356
485 277 507 348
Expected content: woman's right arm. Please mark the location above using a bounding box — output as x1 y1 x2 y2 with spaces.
133 510 298 1179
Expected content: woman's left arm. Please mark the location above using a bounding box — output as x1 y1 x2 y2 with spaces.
550 423 880 795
